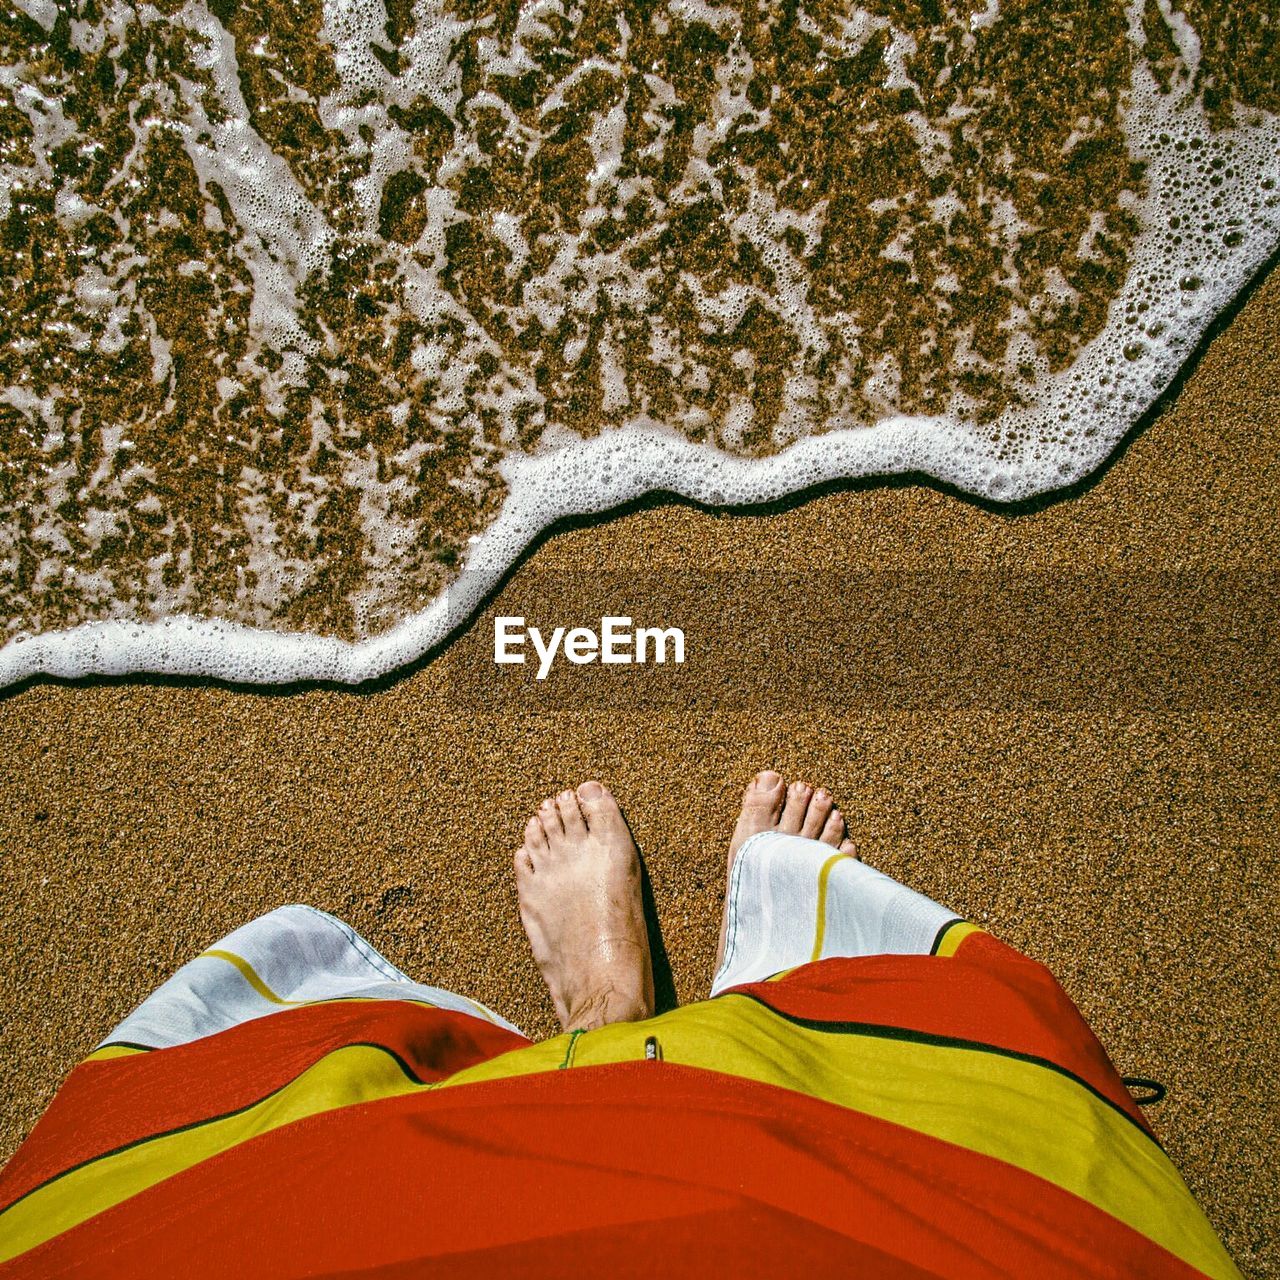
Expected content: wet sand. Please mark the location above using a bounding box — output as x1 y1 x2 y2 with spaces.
2 265 1277 1274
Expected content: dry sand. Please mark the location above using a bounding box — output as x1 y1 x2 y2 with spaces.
2 265 1277 1275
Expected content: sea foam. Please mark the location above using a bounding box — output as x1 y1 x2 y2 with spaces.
0 0 1276 687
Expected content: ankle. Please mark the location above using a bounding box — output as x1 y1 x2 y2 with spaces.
562 984 652 1032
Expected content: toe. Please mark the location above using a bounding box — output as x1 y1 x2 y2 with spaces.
778 780 812 834
728 770 788 859
557 788 588 838
523 814 548 854
742 770 786 819
819 807 845 848
538 795 563 841
839 837 859 860
516 817 544 876
576 779 628 838
801 788 834 839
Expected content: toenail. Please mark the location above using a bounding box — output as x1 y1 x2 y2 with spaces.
578 780 605 799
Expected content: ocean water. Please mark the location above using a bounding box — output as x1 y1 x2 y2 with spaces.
0 0 1276 685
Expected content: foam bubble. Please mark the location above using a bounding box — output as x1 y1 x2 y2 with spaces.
0 0 1276 687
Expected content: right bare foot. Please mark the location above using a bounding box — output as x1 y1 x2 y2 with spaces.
514 781 655 1033
716 772 856 971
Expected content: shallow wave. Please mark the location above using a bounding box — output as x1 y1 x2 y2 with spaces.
0 0 1276 686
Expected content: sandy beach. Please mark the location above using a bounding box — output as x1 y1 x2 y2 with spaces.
2 260 1277 1274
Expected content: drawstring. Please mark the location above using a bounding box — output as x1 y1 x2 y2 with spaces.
558 1029 585 1069
1121 1076 1167 1106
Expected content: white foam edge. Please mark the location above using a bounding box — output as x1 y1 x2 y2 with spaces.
0 203 1266 696
2 46 1277 689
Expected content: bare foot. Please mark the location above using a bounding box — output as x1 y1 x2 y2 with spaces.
515 781 654 1032
716 772 857 971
